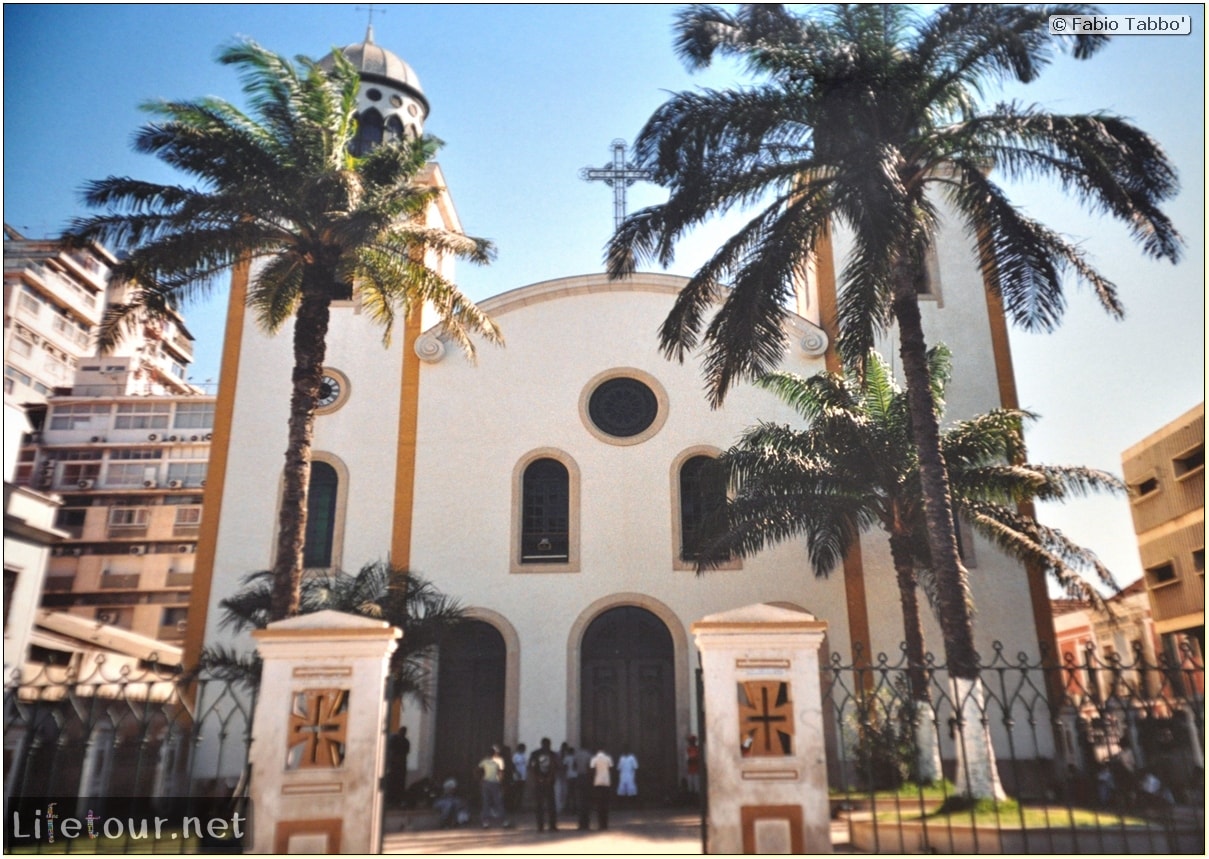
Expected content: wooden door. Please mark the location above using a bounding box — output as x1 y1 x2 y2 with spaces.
581 607 677 800
433 620 506 786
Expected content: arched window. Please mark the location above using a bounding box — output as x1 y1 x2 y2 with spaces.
679 455 728 563
521 458 569 564
384 115 404 144
304 461 338 568
351 109 384 156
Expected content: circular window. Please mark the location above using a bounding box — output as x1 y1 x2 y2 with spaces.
390 94 404 108
589 378 657 437
580 369 668 446
366 88 382 102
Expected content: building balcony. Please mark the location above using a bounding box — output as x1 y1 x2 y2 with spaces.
165 571 193 588
99 573 140 589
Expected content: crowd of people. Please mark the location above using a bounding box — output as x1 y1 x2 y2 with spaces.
425 734 702 831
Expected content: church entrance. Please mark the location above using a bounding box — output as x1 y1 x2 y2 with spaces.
433 620 506 787
580 606 677 801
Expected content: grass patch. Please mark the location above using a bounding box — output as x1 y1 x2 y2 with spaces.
872 798 1152 830
831 779 956 802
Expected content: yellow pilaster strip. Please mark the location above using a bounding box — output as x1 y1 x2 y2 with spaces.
982 258 1062 670
183 262 249 670
816 227 873 667
391 309 422 570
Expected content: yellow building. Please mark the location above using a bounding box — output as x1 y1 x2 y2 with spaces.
1122 402 1205 654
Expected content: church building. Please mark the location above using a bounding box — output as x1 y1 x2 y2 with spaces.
187 30 1057 795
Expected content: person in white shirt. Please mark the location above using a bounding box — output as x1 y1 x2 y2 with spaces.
588 746 614 830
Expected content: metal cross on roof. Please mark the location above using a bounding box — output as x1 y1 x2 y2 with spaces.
579 139 654 231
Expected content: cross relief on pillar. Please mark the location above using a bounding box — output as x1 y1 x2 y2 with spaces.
287 688 350 769
738 680 795 757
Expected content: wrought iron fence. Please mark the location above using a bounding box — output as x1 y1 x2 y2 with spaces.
4 655 254 853
823 639 1205 853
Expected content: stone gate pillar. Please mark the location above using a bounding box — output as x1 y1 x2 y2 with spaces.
248 610 400 854
692 603 829 854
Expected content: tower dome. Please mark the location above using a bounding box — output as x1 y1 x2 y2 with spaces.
319 26 429 150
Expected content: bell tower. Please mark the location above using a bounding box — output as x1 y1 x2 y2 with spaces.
320 26 429 153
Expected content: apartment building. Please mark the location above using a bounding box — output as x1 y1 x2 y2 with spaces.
5 225 211 649
4 225 113 403
1122 402 1205 657
30 393 214 643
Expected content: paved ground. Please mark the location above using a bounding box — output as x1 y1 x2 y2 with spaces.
382 808 857 854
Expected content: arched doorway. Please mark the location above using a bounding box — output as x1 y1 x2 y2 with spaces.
580 606 677 801
433 620 506 786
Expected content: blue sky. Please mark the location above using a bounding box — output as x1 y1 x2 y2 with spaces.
4 4 1204 594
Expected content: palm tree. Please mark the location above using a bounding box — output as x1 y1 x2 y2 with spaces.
64 41 500 620
705 347 1122 783
606 4 1180 796
210 560 466 706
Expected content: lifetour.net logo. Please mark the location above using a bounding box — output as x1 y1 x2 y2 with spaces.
5 796 248 852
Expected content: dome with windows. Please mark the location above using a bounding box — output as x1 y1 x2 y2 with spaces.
319 26 428 148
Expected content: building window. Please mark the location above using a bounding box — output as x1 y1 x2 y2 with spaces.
161 607 189 633
175 506 203 528
10 333 33 358
589 377 658 439
1132 476 1160 499
109 508 150 529
115 402 171 430
173 401 215 429
521 459 569 564
1173 443 1205 479
351 108 384 156
106 462 154 487
165 462 207 488
580 369 669 446
49 403 110 430
1145 561 1177 587
303 461 338 568
679 456 729 563
1193 548 1205 574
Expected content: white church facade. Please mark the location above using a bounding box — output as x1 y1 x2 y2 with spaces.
187 32 1056 796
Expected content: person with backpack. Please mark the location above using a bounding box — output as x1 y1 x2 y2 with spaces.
528 737 560 832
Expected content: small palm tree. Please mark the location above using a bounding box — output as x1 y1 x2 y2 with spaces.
210 560 466 706
607 4 1180 796
705 348 1122 782
64 41 500 620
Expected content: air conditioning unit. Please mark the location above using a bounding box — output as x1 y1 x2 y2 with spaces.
71 547 84 557
129 545 146 556
90 436 106 443
168 479 183 489
168 435 179 442
177 544 194 554
175 619 188 633
144 479 158 489
148 433 158 441
53 546 66 557
203 433 213 441
199 480 207 488
77 478 94 489
96 611 117 625
190 435 199 442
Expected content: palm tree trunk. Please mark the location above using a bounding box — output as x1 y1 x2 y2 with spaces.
891 259 1004 799
269 283 333 620
888 533 941 783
